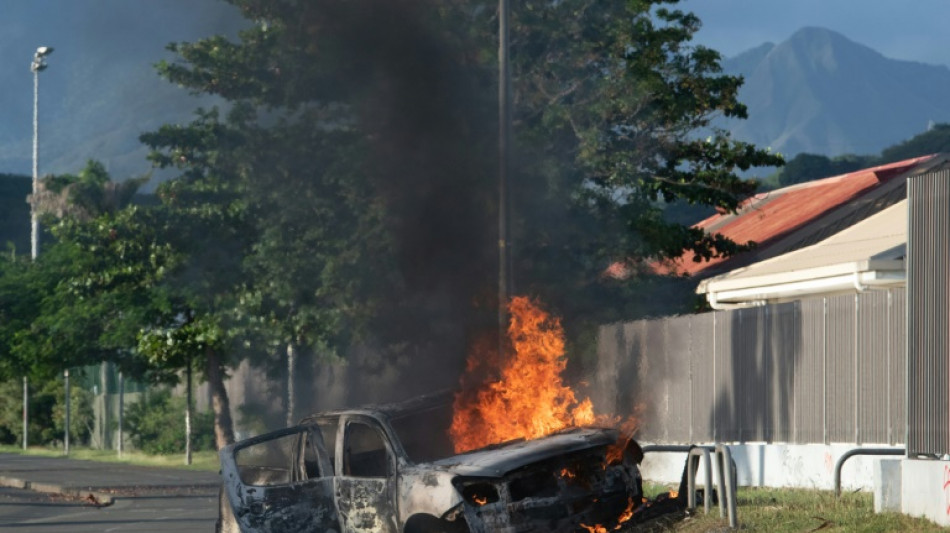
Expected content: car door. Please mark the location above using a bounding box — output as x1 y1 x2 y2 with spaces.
220 425 341 533
334 416 398 533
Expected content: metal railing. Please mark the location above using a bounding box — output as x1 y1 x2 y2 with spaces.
833 447 905 498
643 444 738 529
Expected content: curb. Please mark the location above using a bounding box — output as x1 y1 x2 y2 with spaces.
0 475 114 506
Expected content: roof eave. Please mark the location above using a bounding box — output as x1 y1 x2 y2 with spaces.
702 265 905 310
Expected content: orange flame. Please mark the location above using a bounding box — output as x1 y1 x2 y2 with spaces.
450 296 596 453
451 296 646 529
616 496 636 525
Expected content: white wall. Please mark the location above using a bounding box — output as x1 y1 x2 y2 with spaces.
639 442 902 491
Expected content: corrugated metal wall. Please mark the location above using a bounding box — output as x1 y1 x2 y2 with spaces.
597 289 906 445
907 170 950 456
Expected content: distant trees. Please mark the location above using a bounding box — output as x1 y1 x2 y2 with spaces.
775 123 950 187
777 153 873 187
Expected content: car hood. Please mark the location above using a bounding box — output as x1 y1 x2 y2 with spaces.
429 427 617 477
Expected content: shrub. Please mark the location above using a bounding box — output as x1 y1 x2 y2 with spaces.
0 378 93 446
124 389 214 454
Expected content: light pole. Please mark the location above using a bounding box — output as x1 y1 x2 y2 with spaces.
498 0 511 356
25 46 53 451
30 46 52 259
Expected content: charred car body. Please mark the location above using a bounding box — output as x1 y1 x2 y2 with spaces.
218 392 643 533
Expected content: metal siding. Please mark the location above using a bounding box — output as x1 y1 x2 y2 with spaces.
690 313 716 442
856 291 890 444
908 171 950 456
598 287 907 446
826 294 856 443
889 290 907 446
664 315 692 442
715 310 738 442
770 302 798 443
795 298 826 444
625 321 658 441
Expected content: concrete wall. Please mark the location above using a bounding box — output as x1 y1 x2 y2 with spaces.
639 442 902 492
899 459 950 527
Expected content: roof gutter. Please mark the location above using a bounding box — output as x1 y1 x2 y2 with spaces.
703 269 905 310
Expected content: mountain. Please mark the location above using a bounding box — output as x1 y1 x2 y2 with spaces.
0 0 246 185
720 27 950 157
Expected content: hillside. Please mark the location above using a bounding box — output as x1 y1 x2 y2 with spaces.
720 27 950 157
0 0 245 182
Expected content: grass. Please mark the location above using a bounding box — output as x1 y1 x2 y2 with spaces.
0 444 220 472
641 484 949 532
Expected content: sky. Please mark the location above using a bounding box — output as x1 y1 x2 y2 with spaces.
685 0 950 68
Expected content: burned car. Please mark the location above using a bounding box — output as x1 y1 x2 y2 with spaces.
218 391 643 532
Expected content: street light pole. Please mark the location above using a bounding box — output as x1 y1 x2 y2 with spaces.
498 0 511 357
31 46 51 259
25 46 53 452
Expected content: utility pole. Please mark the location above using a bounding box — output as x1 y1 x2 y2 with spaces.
117 371 124 457
185 353 193 465
64 369 69 455
25 46 53 451
498 0 511 356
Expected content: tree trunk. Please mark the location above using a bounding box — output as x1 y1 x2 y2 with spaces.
205 348 235 449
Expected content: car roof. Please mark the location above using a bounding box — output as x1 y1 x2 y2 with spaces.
297 388 455 425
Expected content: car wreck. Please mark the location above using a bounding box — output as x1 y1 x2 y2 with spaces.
217 391 645 533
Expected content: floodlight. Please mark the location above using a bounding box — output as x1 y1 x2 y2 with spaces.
35 46 53 57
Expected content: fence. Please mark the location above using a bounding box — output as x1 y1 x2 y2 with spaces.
595 288 906 445
907 169 950 456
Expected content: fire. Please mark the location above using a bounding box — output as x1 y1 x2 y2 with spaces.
473 495 488 506
450 296 596 453
449 296 647 529
616 496 636 524
582 496 637 532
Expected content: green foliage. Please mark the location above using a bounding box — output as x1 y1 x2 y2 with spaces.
144 0 783 344
0 378 93 446
880 123 950 164
124 389 214 454
775 124 950 188
777 153 875 187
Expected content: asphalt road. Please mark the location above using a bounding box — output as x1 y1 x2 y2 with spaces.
0 454 221 532
0 484 217 532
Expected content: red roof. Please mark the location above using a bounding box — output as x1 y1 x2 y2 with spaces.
663 154 937 276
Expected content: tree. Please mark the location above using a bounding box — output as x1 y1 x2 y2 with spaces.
0 161 154 383
497 1 783 328
142 0 781 408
